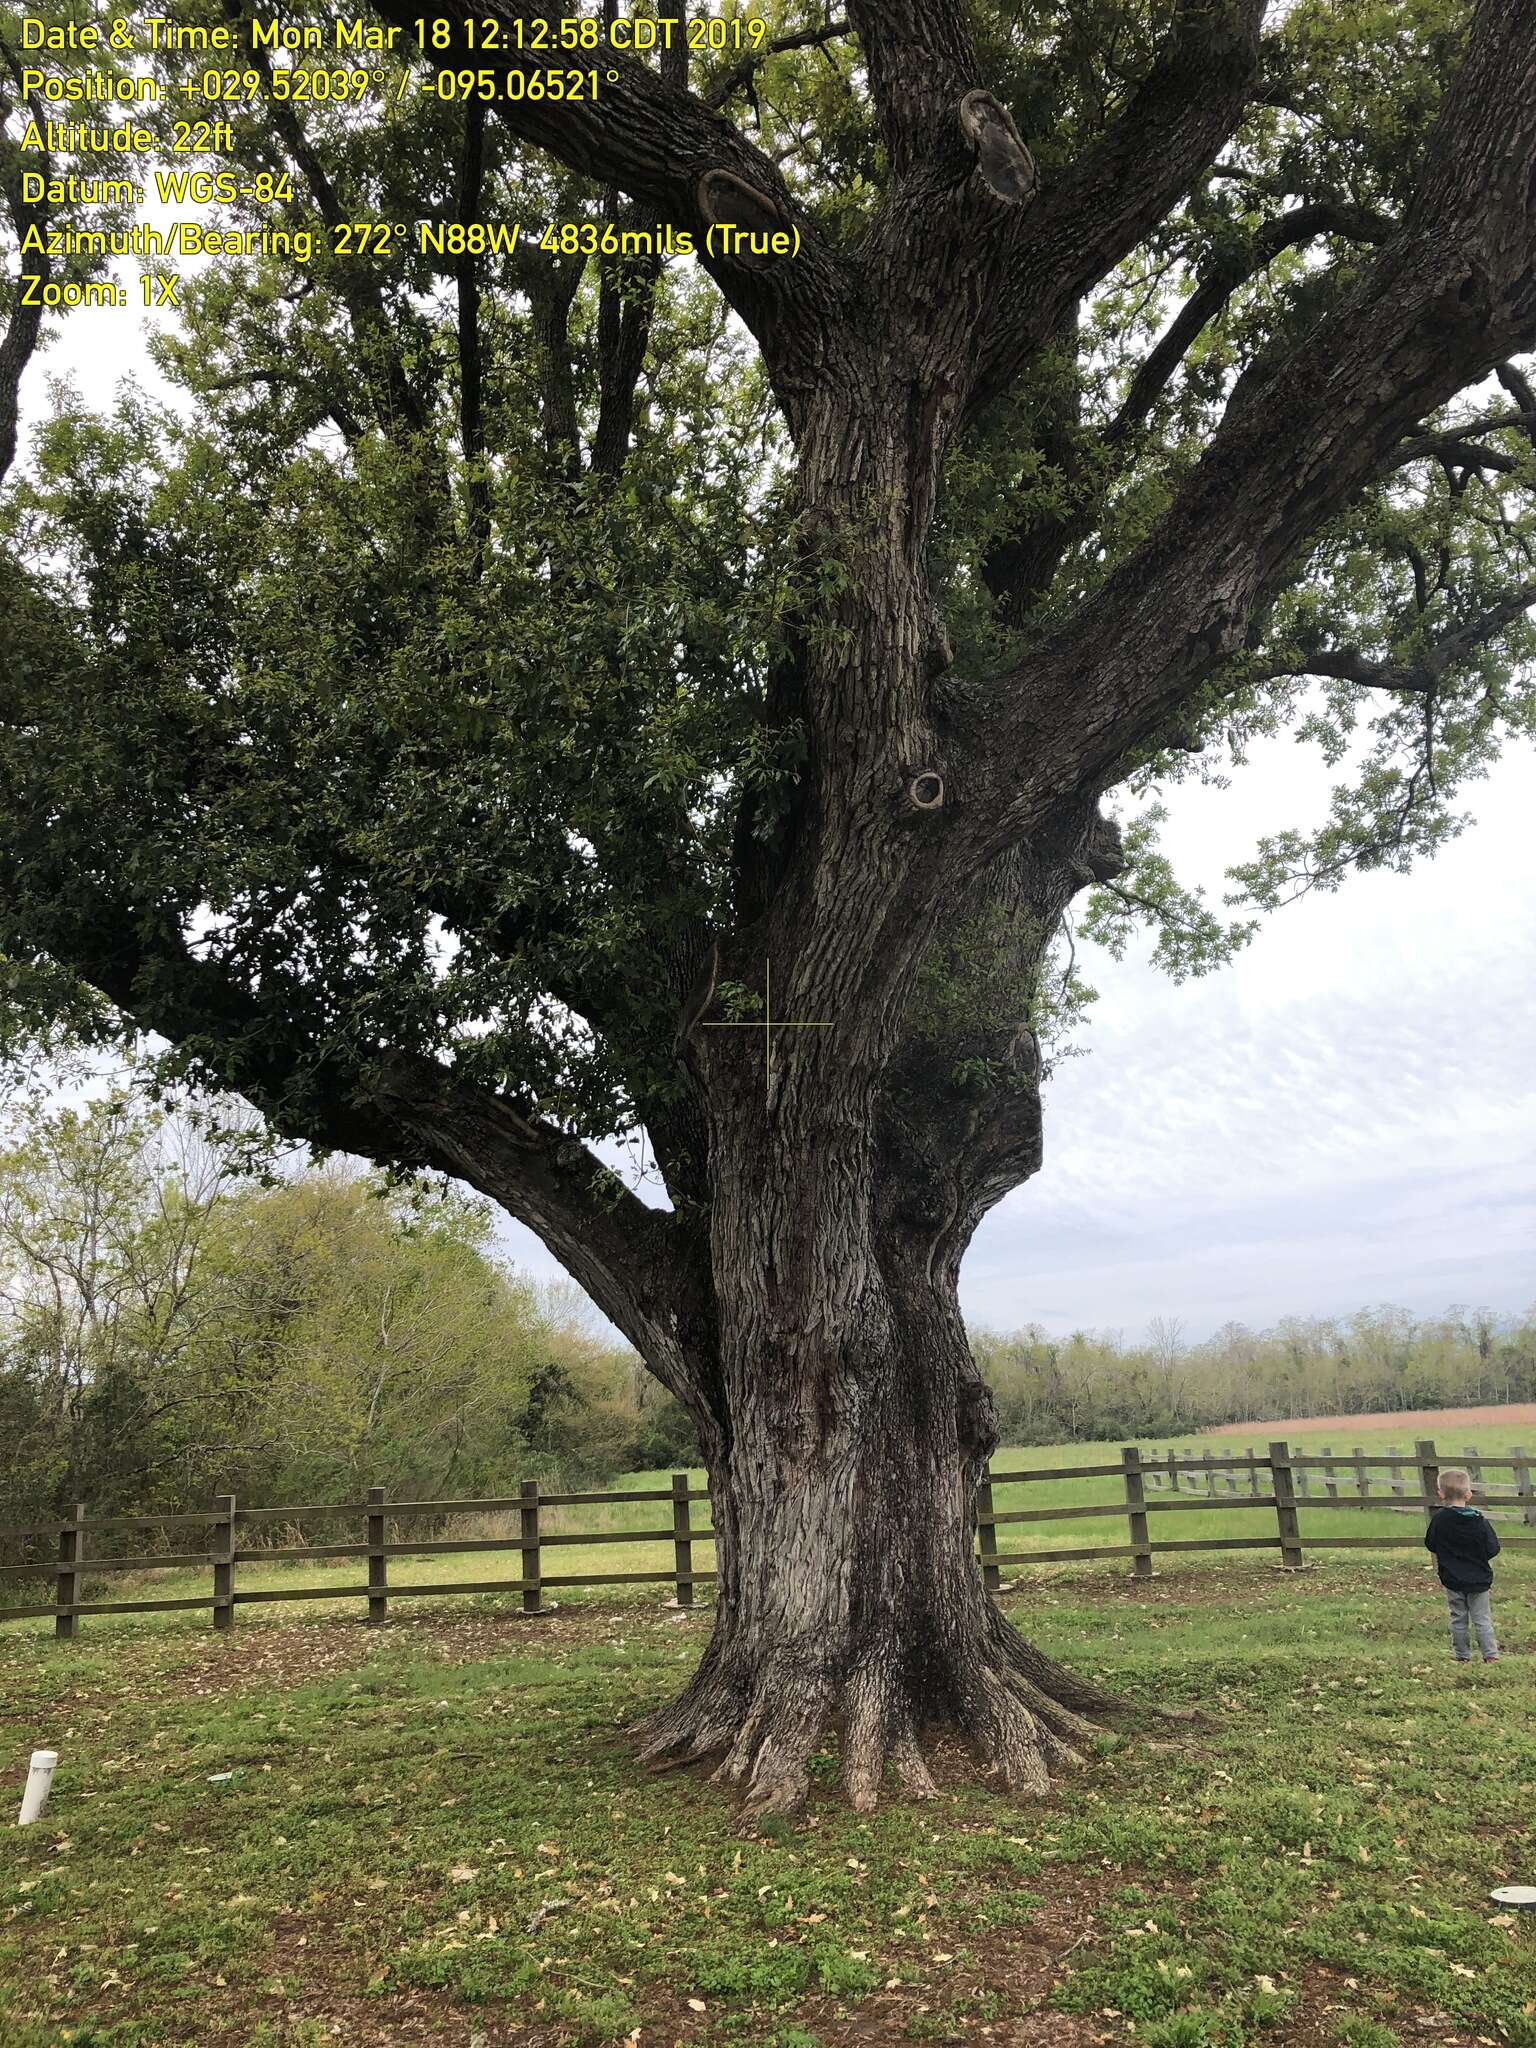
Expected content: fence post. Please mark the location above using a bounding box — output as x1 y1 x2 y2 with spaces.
1166 1448 1179 1494
1202 1449 1215 1497
519 1478 542 1615
55 1502 84 1641
1511 1446 1536 1529
1122 1447 1153 1580
367 1485 388 1627
211 1494 236 1632
1269 1441 1304 1569
1416 1439 1440 1523
978 1466 1002 1593
1462 1445 1484 1502
1389 1445 1405 1499
1248 1453 1261 1497
1321 1447 1338 1499
671 1471 694 1609
1354 1446 1369 1502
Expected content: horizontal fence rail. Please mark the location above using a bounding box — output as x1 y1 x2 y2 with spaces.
3 1438 1534 1636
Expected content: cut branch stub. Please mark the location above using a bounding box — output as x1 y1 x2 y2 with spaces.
902 769 946 815
958 92 1037 208
697 169 789 271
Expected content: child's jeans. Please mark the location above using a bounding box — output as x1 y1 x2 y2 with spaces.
1445 1587 1498 1660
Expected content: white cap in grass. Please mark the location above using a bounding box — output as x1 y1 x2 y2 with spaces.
1489 1885 1536 1910
16 1749 58 1827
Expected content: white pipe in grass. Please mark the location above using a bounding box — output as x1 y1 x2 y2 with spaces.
16 1749 58 1827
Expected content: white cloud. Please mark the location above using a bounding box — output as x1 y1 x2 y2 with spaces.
966 742 1536 1338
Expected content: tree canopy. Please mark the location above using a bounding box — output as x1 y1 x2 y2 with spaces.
3 1 1533 1256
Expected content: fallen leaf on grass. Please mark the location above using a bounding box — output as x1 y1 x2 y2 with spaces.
526 1899 570 1934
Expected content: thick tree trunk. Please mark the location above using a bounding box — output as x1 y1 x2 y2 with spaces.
633 324 1132 1814
637 1244 1127 1821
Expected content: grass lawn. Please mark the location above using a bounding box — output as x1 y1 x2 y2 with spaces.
2 1556 1534 2047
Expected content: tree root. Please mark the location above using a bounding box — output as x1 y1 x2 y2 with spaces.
710 1657 832 1826
629 1609 1124 1823
987 1605 1132 1720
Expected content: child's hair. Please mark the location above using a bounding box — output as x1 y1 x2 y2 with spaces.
1438 1468 1472 1501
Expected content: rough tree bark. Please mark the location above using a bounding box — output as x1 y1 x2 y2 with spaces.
637 1218 1126 1819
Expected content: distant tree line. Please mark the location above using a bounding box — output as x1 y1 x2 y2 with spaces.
971 1306 1536 1448
2 1095 1529 1536
0 1095 693 1532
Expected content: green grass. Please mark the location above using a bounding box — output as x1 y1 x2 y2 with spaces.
1 1557 1534 2045
10 1424 1530 1633
1202 1416 1536 1457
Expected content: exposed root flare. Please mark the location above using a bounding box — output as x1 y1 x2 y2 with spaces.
632 1608 1126 1819
888 1711 939 1801
989 1607 1134 1720
634 1643 746 1772
840 1663 889 1814
710 1659 832 1829
965 1666 1051 1797
1003 1671 1105 1752
1151 1702 1215 1728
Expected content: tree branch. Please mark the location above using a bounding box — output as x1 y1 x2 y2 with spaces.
972 0 1268 419
456 99 491 564
984 201 1391 631
29 902 698 1392
200 369 363 443
704 16 850 113
1261 578 1536 696
960 0 1536 853
1394 406 1536 475
588 10 662 491
221 1 429 441
374 0 848 419
1110 201 1394 440
512 243 585 477
842 2 979 172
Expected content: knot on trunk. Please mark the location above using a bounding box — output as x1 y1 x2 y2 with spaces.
1073 809 1125 885
925 618 955 679
697 169 790 270
958 92 1037 208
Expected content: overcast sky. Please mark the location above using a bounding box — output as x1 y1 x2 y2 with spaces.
26 306 1536 1347
970 745 1536 1341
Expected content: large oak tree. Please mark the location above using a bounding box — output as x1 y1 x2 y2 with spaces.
4 0 1536 1816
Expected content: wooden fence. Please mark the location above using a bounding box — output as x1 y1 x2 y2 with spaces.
1145 1439 1536 1522
3 1439 1534 1637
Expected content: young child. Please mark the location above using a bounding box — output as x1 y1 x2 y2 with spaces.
1424 1467 1501 1663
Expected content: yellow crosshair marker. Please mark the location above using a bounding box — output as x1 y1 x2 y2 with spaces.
701 960 834 1098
